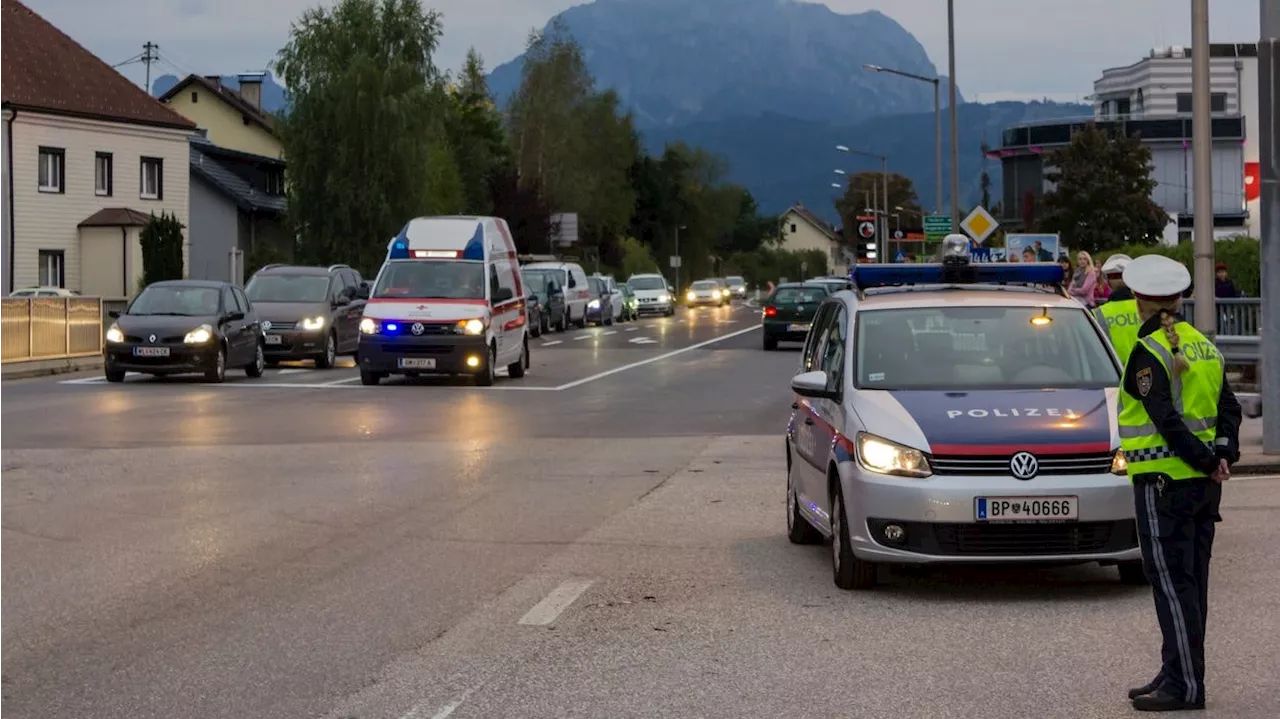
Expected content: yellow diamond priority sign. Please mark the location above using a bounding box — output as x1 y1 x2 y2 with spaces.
960 205 999 245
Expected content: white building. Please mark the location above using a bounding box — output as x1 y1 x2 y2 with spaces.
1 0 196 297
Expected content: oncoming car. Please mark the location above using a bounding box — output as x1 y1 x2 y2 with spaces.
785 238 1141 590
685 279 729 307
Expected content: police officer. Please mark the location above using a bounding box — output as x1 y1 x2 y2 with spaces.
1118 254 1242 712
1095 254 1142 365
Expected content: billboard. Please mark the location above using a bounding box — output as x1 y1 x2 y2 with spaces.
1004 234 1060 262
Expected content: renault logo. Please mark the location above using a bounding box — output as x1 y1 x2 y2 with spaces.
148 334 157 343
1010 452 1039 480
411 322 425 336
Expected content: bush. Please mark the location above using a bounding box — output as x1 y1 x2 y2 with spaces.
616 236 661 279
139 211 185 285
725 247 828 289
1095 236 1260 297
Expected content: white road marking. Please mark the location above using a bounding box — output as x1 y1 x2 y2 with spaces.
399 685 480 719
320 375 362 385
518 578 596 626
602 330 617 336
1230 473 1280 483
573 334 591 341
629 337 657 345
275 368 309 375
541 340 563 347
553 323 761 390
624 326 639 332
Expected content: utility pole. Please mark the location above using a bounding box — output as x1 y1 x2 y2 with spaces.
946 0 960 230
1190 0 1215 336
141 42 159 95
880 157 889 261
933 78 942 216
1260 0 1279 453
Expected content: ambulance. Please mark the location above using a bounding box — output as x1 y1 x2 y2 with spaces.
355 216 529 386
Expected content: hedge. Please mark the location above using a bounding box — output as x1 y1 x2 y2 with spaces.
1094 236 1260 297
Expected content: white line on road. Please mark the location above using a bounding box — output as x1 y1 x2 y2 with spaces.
624 326 639 331
602 330 617 336
628 337 657 344
553 323 761 391
573 334 591 341
320 375 362 385
275 368 309 375
541 340 563 347
518 578 596 626
399 685 480 719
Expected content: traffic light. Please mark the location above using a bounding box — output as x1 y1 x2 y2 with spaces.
855 216 877 262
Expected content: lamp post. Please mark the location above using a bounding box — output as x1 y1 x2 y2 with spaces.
1190 0 1215 337
946 0 960 229
1260 0 1279 453
673 223 686 294
863 64 942 216
835 146 889 259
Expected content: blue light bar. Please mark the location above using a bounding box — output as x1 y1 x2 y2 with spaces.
388 234 410 260
851 262 1065 289
461 223 485 261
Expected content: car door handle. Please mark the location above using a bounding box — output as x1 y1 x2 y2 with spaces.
803 417 814 425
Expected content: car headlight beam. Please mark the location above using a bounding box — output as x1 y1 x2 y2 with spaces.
457 318 486 335
855 432 932 478
588 299 600 309
359 317 379 334
105 323 124 343
301 315 326 331
183 324 214 344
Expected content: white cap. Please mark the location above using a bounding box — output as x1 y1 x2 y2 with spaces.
1100 253 1131 276
1122 254 1191 299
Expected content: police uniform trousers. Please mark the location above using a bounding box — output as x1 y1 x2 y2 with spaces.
1132 473 1223 704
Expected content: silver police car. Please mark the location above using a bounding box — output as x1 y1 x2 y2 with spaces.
785 238 1143 590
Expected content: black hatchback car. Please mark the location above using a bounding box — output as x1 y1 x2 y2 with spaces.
761 282 831 350
103 280 265 382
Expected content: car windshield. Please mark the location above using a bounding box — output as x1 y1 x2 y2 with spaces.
856 306 1120 390
725 276 745 287
628 276 665 290
588 277 608 295
245 274 330 303
128 286 221 316
522 270 557 297
692 281 718 290
373 260 484 300
772 287 828 304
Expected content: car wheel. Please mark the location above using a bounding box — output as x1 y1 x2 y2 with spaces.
831 479 876 590
475 345 496 387
540 313 550 335
104 366 126 383
204 345 227 384
763 335 778 351
316 331 337 369
787 459 823 545
557 313 568 332
360 370 382 386
245 341 266 377
1117 560 1148 585
508 336 528 378
575 311 587 329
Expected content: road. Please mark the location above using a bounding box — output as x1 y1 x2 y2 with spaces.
3 301 1279 719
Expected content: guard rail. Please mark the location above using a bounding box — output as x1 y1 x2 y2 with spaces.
1 297 105 363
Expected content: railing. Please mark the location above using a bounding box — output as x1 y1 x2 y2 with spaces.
1 297 105 363
1179 298 1262 337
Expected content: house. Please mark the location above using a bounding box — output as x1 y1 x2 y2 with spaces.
159 73 283 159
188 137 288 284
778 204 851 276
1 0 195 297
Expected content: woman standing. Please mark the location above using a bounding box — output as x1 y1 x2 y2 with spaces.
1057 257 1073 293
1068 251 1099 307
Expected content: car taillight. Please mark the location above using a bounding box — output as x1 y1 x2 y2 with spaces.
764 306 777 317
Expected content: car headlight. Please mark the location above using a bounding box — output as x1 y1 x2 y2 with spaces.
722 289 730 297
855 432 932 478
657 293 669 302
588 299 600 309
686 291 696 301
105 323 124 343
301 315 325 331
359 317 379 334
457 318 486 335
1111 450 1129 476
183 324 214 344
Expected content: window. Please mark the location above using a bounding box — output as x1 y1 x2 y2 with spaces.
819 306 847 393
38 250 65 287
1116 98 1131 117
38 147 65 193
94 152 113 196
246 274 330 303
790 223 797 233
1176 92 1229 114
802 304 835 372
140 157 163 199
372 260 484 300
266 170 285 196
232 287 250 314
221 288 237 315
191 91 199 103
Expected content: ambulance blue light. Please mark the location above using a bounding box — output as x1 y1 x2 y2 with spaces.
388 238 410 259
852 263 1065 289
460 223 485 261
386 323 399 332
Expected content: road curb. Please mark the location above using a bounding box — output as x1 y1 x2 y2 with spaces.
2 356 100 380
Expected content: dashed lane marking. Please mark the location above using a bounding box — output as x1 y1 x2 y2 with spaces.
518 578 596 626
602 330 617 336
624 326 640 332
573 334 591 341
541 340 563 347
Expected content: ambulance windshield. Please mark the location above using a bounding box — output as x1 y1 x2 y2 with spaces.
373 260 485 300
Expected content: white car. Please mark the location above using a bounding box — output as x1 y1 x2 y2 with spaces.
10 286 79 297
626 273 674 316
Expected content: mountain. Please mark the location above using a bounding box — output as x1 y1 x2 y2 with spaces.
151 72 289 114
488 0 960 130
640 101 1091 223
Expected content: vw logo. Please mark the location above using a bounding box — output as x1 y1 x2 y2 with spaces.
148 334 156 343
261 320 272 331
411 322 426 336
1010 452 1039 480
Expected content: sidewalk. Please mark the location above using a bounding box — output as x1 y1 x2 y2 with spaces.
1236 416 1280 474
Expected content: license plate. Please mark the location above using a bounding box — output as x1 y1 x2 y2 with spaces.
788 323 810 332
398 357 435 369
132 346 169 357
265 334 283 345
975 496 1078 522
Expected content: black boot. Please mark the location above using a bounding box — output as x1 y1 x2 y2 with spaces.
1132 689 1205 712
1127 679 1162 700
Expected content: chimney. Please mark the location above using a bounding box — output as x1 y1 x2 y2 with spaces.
203 75 222 87
237 72 266 111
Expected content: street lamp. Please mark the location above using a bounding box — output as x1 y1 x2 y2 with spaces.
835 146 889 259
863 63 942 217
946 0 960 229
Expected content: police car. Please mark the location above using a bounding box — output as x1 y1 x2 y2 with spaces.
356 216 529 386
785 235 1144 590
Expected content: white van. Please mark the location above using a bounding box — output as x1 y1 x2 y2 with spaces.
356 216 529 386
521 261 590 328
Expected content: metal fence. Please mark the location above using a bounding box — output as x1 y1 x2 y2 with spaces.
1 297 105 363
1179 298 1262 336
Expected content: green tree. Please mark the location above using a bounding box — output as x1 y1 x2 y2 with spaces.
1038 121 1168 254
139 212 185 284
444 48 510 215
834 172 922 239
273 0 448 275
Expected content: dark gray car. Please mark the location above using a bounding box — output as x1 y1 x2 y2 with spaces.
244 264 367 368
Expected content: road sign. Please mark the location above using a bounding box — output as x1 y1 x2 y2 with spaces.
923 214 952 241
857 221 876 239
669 255 682 268
960 206 999 244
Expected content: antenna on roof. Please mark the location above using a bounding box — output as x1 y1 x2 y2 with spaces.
141 42 159 95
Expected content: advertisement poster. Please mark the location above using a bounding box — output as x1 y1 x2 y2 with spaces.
1004 234 1061 262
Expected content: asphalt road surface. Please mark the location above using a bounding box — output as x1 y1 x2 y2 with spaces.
4 301 1279 719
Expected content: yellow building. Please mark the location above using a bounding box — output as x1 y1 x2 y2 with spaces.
778 204 850 276
158 74 282 160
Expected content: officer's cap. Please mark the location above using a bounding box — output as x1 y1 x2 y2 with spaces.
1100 254 1131 276
1122 254 1191 300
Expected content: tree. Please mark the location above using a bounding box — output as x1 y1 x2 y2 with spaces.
139 212 185 284
1038 121 1168 253
488 165 552 254
833 172 922 239
273 0 447 275
445 49 510 215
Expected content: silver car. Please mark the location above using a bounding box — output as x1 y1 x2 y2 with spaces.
784 247 1142 590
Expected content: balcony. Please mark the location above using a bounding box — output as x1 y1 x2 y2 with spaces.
998 114 1245 156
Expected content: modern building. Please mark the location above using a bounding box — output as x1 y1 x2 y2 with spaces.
997 43 1258 243
778 204 851 276
188 137 288 284
1 0 196 297
158 73 283 160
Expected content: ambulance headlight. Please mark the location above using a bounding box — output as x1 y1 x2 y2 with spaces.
942 233 970 260
456 318 486 335
1111 450 1129 476
359 317 380 334
855 432 932 478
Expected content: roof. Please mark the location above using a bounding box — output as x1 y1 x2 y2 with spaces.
190 140 286 216
254 265 340 276
784 205 839 241
78 207 153 227
854 288 1084 311
159 74 276 136
150 279 228 289
0 0 196 130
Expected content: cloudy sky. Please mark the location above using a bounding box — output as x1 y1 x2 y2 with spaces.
25 0 1262 102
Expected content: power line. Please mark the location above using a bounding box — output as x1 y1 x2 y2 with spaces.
141 42 159 95
112 52 143 69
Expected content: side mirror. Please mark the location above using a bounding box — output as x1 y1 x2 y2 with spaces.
334 295 351 306
492 287 514 303
355 284 371 300
791 370 834 399
224 311 245 323
108 310 120 319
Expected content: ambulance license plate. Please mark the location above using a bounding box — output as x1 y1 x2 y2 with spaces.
975 496 1078 522
398 358 435 369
